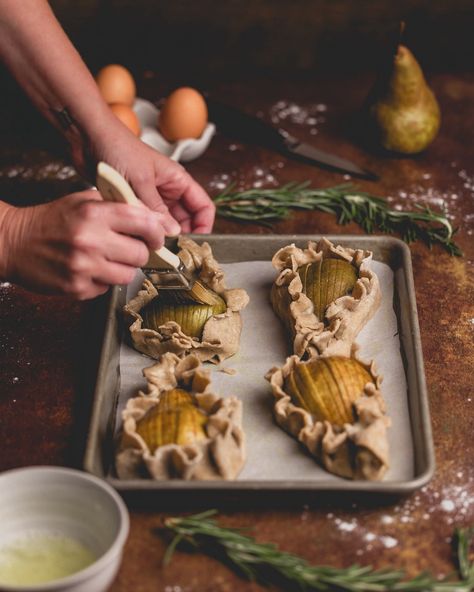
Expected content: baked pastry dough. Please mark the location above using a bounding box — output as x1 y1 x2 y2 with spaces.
269 238 390 480
266 346 390 480
116 353 245 480
125 237 249 363
271 238 381 358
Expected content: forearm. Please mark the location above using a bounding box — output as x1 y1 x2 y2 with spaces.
0 0 114 145
0 192 168 298
0 200 16 280
0 0 215 233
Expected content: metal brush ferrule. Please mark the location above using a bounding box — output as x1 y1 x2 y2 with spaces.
143 267 192 290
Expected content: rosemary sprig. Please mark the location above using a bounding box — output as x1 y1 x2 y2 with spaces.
457 527 474 583
163 510 474 591
213 183 462 256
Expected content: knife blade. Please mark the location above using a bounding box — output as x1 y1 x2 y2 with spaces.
207 98 377 180
284 135 377 179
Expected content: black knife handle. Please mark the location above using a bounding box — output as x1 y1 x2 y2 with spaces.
206 98 286 149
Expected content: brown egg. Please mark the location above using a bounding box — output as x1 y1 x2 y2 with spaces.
158 87 208 142
96 64 136 106
109 103 141 136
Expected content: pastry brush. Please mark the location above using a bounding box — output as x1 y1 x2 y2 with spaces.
96 162 219 305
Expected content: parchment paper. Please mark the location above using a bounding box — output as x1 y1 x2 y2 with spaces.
117 260 414 482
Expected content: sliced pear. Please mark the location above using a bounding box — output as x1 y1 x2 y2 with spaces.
141 291 227 338
136 388 207 451
298 259 357 321
284 357 373 425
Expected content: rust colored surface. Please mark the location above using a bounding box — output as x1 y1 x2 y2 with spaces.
1 73 473 590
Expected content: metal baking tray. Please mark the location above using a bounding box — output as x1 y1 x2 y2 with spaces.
83 235 434 497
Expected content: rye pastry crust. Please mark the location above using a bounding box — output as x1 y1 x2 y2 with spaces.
125 237 249 363
271 237 381 358
116 353 246 480
266 346 390 480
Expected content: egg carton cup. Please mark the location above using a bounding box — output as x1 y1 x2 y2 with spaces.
133 97 215 162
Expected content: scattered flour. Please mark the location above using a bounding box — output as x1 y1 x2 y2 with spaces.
440 500 455 512
335 519 357 532
310 469 474 558
386 167 474 239
380 535 398 549
208 172 231 191
269 100 327 137
208 164 280 193
458 168 474 192
0 162 78 181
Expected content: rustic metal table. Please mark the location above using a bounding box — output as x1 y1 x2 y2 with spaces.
1 73 473 589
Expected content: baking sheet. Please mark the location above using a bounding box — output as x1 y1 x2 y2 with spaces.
117 258 414 482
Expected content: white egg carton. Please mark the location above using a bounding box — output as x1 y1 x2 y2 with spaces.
133 97 215 163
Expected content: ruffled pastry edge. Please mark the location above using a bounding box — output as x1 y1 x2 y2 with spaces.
265 347 390 480
124 237 249 364
116 353 246 480
271 237 381 358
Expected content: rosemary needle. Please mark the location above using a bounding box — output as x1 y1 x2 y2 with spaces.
163 510 474 591
213 183 462 256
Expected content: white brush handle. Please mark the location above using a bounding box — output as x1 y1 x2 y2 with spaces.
96 162 181 270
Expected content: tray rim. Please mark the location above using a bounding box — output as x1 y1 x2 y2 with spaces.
83 234 435 495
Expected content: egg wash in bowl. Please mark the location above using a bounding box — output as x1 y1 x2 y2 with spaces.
0 466 129 592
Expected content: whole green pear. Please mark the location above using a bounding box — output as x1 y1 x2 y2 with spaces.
370 45 441 154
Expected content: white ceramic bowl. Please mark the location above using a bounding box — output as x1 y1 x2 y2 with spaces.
0 467 129 592
133 97 215 162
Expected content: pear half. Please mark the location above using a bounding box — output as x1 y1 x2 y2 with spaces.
284 357 374 425
141 290 227 338
136 388 207 452
298 259 357 322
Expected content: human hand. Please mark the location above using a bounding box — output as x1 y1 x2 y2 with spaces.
0 0 214 234
72 116 215 235
0 190 168 300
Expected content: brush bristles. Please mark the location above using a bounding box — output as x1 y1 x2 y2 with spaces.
188 281 224 305
157 281 224 306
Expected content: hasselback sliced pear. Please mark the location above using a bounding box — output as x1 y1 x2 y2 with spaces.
136 388 207 451
298 259 357 322
284 357 374 425
141 289 227 338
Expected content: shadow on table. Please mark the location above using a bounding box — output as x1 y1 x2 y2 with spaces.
121 489 405 512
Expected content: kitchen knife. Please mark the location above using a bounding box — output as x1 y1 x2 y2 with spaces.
207 98 377 180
